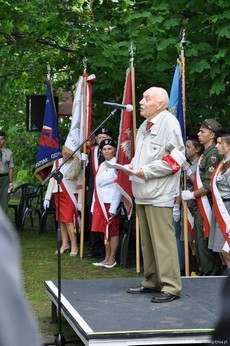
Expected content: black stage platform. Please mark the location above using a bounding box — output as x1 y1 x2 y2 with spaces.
44 276 225 345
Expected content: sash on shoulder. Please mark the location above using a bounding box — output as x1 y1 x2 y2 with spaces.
194 155 212 237
211 163 230 251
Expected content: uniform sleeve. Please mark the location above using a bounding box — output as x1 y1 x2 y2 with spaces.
201 154 221 191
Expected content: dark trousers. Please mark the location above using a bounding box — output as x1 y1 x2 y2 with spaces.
195 209 222 276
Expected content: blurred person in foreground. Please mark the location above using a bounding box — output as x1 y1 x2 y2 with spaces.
126 86 186 303
0 207 42 346
0 130 14 213
212 274 230 344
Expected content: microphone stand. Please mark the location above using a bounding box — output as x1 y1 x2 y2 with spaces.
41 108 118 346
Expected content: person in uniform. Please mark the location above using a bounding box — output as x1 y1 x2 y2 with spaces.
91 139 122 268
0 130 14 213
209 129 230 273
85 127 112 258
43 147 82 256
182 119 223 276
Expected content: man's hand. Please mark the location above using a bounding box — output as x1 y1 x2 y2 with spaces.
181 190 196 201
135 168 145 179
8 183 13 193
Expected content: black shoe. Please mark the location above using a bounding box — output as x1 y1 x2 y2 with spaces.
151 291 179 303
127 284 159 294
84 253 100 258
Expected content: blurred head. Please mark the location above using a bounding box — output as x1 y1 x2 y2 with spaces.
95 128 112 145
139 87 169 120
0 130 6 149
99 139 117 161
61 148 69 158
215 130 230 158
186 134 204 161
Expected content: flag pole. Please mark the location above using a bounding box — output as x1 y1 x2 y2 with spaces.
129 42 140 274
80 57 88 259
180 29 190 276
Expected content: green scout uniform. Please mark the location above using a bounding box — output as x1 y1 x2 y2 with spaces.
195 143 222 275
0 148 14 213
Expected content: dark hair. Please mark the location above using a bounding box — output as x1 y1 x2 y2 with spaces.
187 134 204 155
99 139 117 150
0 130 6 138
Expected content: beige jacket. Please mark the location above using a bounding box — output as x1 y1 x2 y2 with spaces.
131 110 185 204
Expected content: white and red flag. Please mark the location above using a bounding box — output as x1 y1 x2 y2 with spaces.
63 73 96 159
116 68 135 219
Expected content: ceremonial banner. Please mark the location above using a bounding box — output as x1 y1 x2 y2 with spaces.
116 68 134 219
63 73 96 159
34 81 61 181
169 62 186 144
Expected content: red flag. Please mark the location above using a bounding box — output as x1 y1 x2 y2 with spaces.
116 68 134 219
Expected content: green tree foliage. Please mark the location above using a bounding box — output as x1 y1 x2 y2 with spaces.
0 0 229 183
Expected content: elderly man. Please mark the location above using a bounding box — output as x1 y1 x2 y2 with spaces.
127 86 186 303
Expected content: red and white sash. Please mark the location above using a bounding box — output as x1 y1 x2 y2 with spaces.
55 159 79 225
211 163 230 250
187 207 195 238
193 155 212 237
91 146 99 176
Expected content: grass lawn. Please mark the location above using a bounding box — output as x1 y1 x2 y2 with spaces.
8 209 140 344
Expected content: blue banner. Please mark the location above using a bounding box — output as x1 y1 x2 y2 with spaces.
169 63 186 145
34 81 62 181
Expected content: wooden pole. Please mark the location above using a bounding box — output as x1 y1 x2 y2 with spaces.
180 30 190 276
129 42 140 274
79 58 88 259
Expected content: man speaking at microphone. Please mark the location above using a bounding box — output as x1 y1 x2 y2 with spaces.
126 86 186 303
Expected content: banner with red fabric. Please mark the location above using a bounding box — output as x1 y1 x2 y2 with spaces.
34 81 62 181
116 68 134 220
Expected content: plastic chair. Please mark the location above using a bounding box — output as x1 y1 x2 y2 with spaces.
20 185 45 231
8 183 40 231
39 197 57 234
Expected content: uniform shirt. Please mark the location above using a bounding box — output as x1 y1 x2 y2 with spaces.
199 144 222 193
216 157 230 199
0 148 14 174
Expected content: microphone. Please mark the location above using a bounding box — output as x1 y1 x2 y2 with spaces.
103 102 133 112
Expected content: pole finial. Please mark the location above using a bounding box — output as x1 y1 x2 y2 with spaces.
82 57 88 73
129 41 136 68
47 64 51 80
180 29 186 50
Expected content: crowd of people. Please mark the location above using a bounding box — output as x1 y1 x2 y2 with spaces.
1 84 230 345
2 86 230 283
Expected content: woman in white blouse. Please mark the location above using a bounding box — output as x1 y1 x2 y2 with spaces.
91 139 122 268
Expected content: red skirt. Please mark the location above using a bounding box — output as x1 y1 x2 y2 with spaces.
53 192 78 224
91 203 120 236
